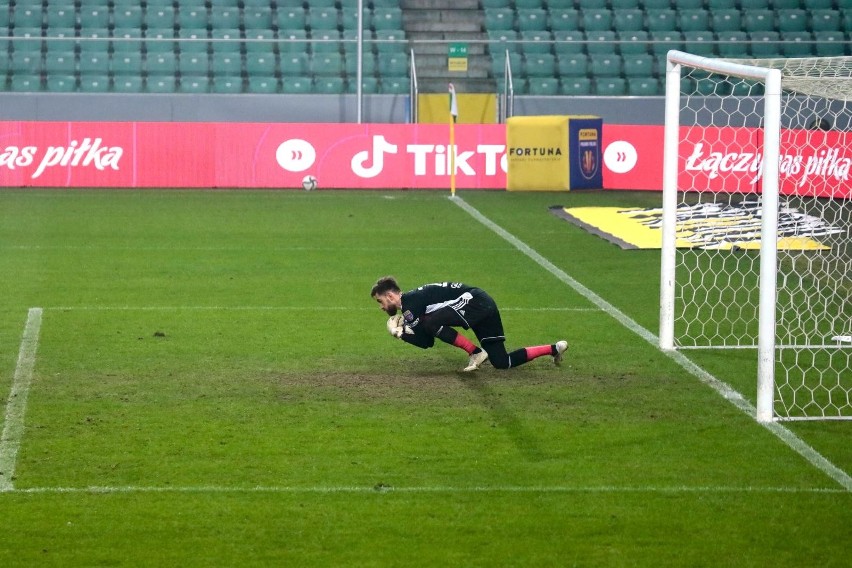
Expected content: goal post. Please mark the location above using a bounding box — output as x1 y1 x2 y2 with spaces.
660 51 852 423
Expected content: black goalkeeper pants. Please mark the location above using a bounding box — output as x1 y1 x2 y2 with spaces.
419 289 531 369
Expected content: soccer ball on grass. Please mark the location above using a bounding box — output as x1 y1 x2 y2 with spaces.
302 175 318 191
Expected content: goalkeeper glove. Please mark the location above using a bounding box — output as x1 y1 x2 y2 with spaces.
386 315 413 339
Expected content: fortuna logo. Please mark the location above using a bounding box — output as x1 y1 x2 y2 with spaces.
508 146 563 157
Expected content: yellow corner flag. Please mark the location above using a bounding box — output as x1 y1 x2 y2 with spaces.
449 83 458 197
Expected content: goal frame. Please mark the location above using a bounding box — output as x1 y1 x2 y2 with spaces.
659 51 782 423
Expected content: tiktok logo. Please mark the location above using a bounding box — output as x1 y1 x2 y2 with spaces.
351 135 398 178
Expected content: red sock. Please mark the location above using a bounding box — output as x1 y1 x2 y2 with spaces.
524 344 553 361
452 334 478 355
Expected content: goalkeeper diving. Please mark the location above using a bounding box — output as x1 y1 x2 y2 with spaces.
371 276 568 372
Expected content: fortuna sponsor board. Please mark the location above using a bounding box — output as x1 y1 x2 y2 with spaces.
0 121 849 198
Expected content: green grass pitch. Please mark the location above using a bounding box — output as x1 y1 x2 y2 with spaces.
0 189 849 566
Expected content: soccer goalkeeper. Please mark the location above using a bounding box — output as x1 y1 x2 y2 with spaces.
370 276 568 372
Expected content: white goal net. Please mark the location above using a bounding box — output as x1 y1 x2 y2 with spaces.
660 52 851 422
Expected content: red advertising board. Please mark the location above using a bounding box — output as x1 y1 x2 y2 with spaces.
0 121 848 198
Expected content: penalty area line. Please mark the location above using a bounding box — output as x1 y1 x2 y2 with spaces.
450 196 852 492
0 308 43 492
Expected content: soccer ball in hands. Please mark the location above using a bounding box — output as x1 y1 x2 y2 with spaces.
302 175 318 191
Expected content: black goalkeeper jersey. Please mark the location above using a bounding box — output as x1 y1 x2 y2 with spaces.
400 282 479 331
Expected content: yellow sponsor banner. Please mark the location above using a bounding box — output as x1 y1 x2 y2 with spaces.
506 115 569 191
550 205 833 250
417 93 496 124
448 57 468 72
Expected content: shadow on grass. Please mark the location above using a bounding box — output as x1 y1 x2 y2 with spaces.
459 374 550 463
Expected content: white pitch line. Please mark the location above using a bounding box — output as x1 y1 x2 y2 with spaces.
9 484 847 495
451 196 852 492
0 307 43 492
40 306 599 312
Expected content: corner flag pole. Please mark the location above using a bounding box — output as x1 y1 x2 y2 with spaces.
449 83 458 197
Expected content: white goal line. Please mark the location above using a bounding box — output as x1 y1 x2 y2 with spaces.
35 306 600 312
10 484 847 495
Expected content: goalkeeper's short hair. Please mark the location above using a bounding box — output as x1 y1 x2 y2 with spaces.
371 275 401 298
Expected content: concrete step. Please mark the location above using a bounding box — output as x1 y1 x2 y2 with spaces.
417 77 496 94
403 9 482 25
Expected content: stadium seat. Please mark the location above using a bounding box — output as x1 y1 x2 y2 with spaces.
112 6 143 29
79 74 110 92
46 73 76 92
581 9 613 32
380 76 408 93
244 30 275 53
79 48 109 75
146 52 177 76
771 0 801 9
243 7 273 30
10 74 41 92
594 77 626 96
311 30 341 54
731 80 763 97
516 9 547 32
694 75 730 96
181 76 211 94
810 10 843 33
179 52 209 76
776 10 808 33
519 31 553 54
677 9 710 33
622 53 654 77
515 0 544 8
373 30 406 54
743 11 775 33
710 10 742 33
802 0 835 8
13 6 43 29
45 6 76 30
716 31 749 58
548 9 580 32
281 77 313 94
111 52 143 76
177 8 208 30
145 6 176 32
244 52 275 76
211 51 241 76
704 0 737 7
308 9 339 31
552 31 585 55
280 53 309 76
211 30 242 54
111 74 143 93
528 77 558 96
682 31 716 57
212 75 243 93
628 77 660 96
644 10 677 32
247 76 280 93
748 32 782 57
675 0 704 9
556 53 588 77
613 10 645 32
490 50 522 76
781 32 815 57
277 8 307 31
524 53 555 77
585 31 618 55
278 29 309 54
588 54 622 77
376 53 407 77
313 76 345 94
641 0 673 8
738 0 770 8
610 0 641 7
147 75 178 93
44 50 75 73
617 31 650 55
209 8 240 31
371 8 403 30
813 31 847 57
484 9 514 31
648 30 683 58
490 30 521 54
560 77 592 95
